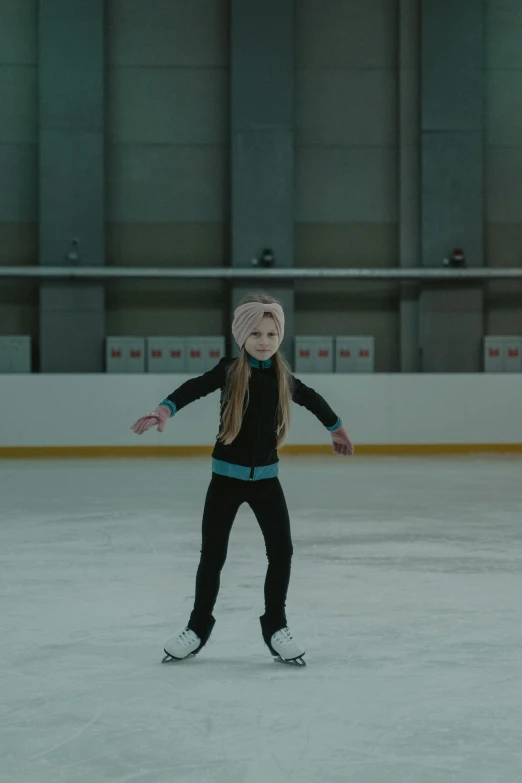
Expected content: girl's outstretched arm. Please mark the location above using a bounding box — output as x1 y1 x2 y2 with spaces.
131 357 230 435
292 375 354 456
162 357 229 416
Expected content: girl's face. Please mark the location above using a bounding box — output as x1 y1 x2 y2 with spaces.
244 315 280 361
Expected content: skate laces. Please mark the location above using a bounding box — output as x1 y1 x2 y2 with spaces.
178 628 199 648
272 627 293 649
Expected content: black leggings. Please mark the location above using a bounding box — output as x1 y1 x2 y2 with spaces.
188 473 293 638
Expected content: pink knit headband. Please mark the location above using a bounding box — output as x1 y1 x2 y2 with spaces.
232 302 285 349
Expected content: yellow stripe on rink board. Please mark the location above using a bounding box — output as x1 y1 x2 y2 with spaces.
0 446 214 459
0 444 522 459
352 444 522 455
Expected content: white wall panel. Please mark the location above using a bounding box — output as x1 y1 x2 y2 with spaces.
1 375 522 447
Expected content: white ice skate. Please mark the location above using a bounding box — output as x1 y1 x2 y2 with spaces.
270 627 306 667
162 628 201 663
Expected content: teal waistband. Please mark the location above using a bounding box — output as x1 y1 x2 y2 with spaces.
211 458 279 482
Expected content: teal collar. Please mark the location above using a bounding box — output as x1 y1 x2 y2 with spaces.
247 354 273 370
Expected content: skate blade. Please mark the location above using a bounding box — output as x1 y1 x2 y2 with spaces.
161 651 196 664
274 655 306 667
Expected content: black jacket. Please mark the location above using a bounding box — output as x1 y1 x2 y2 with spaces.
165 357 340 470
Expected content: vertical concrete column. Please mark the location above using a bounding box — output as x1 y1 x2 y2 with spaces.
420 0 484 372
230 0 295 364
399 0 421 372
38 0 105 372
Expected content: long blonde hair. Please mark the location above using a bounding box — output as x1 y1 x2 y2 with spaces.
217 293 294 449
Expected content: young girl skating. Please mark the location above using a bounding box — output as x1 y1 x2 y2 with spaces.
131 293 354 666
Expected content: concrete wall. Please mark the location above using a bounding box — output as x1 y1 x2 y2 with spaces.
485 0 522 336
1 373 521 449
105 0 229 338
1 0 521 364
294 0 400 372
0 0 38 337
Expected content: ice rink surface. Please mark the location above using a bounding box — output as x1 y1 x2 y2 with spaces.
1 454 522 783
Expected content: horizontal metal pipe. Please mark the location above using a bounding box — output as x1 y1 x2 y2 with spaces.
0 266 522 280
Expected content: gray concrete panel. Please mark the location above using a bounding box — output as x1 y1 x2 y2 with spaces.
399 0 421 372
232 130 293 266
0 145 36 221
40 301 105 373
0 222 37 264
486 0 522 69
39 67 103 132
106 281 226 338
486 223 522 266
107 144 227 222
107 223 227 267
296 69 398 147
421 288 484 372
486 69 522 146
422 0 484 131
486 278 522 335
231 62 292 130
39 131 104 266
0 280 38 340
39 0 105 372
296 147 398 223
0 67 37 143
399 81 420 148
39 2 104 69
0 0 36 64
422 133 484 267
400 0 420 68
40 285 106 312
296 0 397 69
295 223 397 267
486 147 522 222
231 0 292 67
107 0 228 67
231 1 292 130
421 0 484 372
108 68 227 145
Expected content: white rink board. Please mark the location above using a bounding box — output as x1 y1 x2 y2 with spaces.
1 373 522 447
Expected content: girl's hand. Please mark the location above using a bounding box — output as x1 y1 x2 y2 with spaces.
131 405 170 435
330 426 354 457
